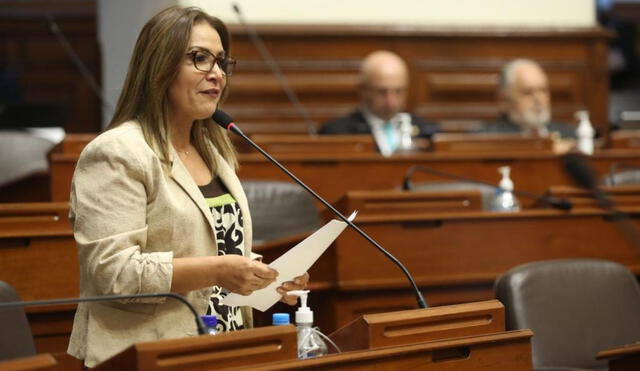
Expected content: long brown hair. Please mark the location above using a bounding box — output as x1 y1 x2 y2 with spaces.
108 6 238 170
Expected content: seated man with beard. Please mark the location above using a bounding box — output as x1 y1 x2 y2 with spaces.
479 58 576 140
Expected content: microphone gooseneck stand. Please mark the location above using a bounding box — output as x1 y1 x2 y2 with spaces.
562 153 640 253
231 3 317 136
0 292 208 335
213 110 427 309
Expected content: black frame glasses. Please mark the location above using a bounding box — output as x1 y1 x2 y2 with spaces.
186 50 236 76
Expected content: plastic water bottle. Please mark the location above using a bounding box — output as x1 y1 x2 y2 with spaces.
397 112 414 151
492 166 521 212
272 313 291 326
201 315 218 335
287 290 328 359
575 110 594 155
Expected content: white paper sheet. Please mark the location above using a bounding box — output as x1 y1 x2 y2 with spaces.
222 212 356 312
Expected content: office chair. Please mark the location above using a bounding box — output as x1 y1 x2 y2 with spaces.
242 180 321 244
0 280 37 361
495 259 640 371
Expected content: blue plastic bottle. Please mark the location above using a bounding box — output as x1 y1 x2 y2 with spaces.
201 315 218 335
272 313 291 326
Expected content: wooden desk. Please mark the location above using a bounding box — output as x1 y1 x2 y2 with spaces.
0 202 79 368
597 342 640 371
93 306 533 370
236 150 640 206
243 330 533 371
238 134 377 154
611 130 640 149
48 134 640 203
544 184 640 208
432 132 553 153
0 353 58 371
310 190 640 331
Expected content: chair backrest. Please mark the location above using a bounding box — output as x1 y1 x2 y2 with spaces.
242 180 321 244
602 168 640 186
0 281 36 361
495 259 640 370
409 181 497 211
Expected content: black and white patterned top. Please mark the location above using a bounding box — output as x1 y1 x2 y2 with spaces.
199 178 245 332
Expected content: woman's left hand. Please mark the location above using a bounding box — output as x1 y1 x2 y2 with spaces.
277 272 310 305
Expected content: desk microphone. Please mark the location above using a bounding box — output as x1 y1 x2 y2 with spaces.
402 164 573 211
0 292 208 335
563 152 640 252
231 3 318 136
213 109 427 309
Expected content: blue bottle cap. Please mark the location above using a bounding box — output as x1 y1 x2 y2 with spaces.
272 313 290 326
201 315 217 328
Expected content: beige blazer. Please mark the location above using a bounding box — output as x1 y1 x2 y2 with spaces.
67 121 254 367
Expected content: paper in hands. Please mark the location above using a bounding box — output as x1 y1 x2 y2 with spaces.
223 211 356 312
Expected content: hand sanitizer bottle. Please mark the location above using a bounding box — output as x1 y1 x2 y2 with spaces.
491 166 521 212
287 290 328 359
575 110 594 155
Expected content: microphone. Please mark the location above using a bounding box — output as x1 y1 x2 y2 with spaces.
0 292 208 335
213 109 427 309
562 152 640 250
402 165 573 211
231 3 318 136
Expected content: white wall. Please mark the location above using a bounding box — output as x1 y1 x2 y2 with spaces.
98 0 174 125
99 0 596 126
185 0 595 27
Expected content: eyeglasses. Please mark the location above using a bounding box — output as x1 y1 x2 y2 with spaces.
186 50 236 76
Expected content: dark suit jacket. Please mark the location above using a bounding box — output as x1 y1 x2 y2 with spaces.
477 115 576 139
318 110 439 138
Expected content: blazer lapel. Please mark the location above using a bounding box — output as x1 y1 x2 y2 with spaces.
168 148 216 233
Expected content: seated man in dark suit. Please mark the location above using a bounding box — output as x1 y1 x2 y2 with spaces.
319 50 438 156
480 58 576 139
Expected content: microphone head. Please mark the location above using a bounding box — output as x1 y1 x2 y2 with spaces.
212 109 234 129
232 3 241 14
563 152 598 190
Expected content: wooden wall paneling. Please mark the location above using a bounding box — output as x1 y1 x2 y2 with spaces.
401 29 609 134
0 5 101 133
225 25 610 137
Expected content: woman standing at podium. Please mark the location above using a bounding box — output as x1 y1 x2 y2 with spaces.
67 6 308 367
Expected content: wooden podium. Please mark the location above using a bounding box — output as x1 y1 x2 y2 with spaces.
328 300 505 352
87 300 531 370
92 325 298 370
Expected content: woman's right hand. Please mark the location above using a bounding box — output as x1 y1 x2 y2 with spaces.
214 255 278 295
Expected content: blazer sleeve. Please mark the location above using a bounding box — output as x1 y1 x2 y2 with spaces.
70 135 173 300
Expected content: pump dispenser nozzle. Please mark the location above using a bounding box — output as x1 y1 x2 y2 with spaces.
287 290 313 324
498 166 514 192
